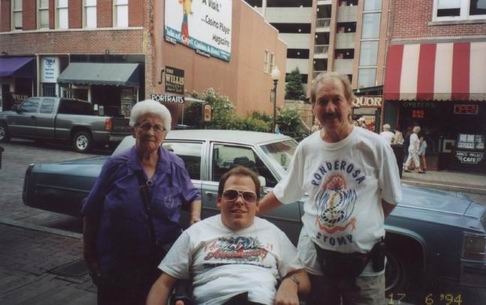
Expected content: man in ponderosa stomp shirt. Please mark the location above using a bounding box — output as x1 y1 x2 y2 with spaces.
258 72 402 305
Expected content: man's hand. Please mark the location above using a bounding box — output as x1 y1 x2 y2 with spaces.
274 276 299 305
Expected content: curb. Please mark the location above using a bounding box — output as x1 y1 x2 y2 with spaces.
0 217 82 239
401 179 486 195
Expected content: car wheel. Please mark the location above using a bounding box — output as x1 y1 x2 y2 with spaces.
72 131 92 153
0 123 10 142
385 249 409 293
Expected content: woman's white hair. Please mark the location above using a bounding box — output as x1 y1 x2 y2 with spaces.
129 99 172 132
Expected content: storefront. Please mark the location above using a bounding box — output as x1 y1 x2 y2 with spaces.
383 42 486 173
352 92 383 133
57 62 142 117
0 57 36 111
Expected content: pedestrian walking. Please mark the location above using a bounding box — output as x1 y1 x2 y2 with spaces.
82 99 201 305
258 72 402 305
392 129 404 145
403 126 421 172
418 134 428 173
379 124 394 144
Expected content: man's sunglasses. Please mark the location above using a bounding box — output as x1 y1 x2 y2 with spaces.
222 189 258 203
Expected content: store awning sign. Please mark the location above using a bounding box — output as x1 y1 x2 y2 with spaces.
165 66 184 94
151 94 184 104
353 96 382 108
453 104 478 115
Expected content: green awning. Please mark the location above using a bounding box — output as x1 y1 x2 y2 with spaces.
58 63 140 86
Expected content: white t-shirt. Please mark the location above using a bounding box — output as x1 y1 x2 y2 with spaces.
409 133 420 153
273 127 401 275
379 130 395 144
159 215 302 305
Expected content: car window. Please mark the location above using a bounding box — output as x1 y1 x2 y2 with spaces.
58 99 94 115
260 140 298 172
163 142 202 180
20 99 41 113
211 144 278 187
40 98 55 114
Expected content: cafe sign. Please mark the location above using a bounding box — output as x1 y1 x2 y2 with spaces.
165 66 184 94
456 151 484 165
353 96 383 108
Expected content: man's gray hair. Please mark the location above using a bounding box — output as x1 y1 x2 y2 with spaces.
383 124 391 131
129 99 172 132
311 72 354 104
413 126 421 133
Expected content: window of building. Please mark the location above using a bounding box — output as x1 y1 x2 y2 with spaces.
361 13 381 39
37 0 49 29
267 0 312 7
12 0 22 30
56 0 69 29
358 68 377 88
359 41 378 66
287 49 310 59
38 0 49 29
433 0 486 20
364 0 382 11
84 0 97 28
264 51 274 73
114 0 129 27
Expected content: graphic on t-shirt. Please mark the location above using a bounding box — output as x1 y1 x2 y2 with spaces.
314 173 357 234
203 236 269 266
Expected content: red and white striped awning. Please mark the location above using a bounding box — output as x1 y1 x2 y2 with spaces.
384 42 486 101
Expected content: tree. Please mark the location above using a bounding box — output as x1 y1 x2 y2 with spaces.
285 68 305 100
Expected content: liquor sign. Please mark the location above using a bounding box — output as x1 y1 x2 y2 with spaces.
352 96 383 108
456 151 484 165
165 66 185 94
453 104 478 115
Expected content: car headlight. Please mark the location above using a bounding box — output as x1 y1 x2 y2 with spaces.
462 232 486 260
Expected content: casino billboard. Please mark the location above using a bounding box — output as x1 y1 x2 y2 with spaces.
164 0 232 62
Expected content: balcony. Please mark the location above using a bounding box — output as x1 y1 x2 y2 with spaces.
287 58 309 74
266 7 313 24
335 32 355 49
334 59 354 75
314 45 329 59
337 5 358 23
279 33 311 49
317 0 332 4
315 18 331 32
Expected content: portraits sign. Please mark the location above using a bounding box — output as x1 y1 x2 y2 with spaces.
164 0 232 61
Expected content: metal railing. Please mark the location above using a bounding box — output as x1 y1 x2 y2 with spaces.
314 45 329 55
316 18 331 28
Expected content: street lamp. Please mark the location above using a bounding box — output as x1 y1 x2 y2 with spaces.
271 66 281 133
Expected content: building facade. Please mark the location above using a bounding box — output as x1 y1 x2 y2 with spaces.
383 0 486 172
0 0 286 123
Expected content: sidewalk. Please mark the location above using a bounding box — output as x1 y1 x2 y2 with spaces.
401 169 486 195
0 222 96 305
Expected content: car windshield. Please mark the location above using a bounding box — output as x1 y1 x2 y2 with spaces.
259 140 297 173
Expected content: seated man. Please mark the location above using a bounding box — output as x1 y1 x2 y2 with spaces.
147 166 310 305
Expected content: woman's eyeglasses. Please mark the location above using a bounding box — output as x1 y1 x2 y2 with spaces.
222 189 258 203
136 122 166 133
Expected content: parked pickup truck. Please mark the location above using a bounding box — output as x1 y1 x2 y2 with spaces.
0 96 131 152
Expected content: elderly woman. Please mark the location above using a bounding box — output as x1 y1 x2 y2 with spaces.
82 99 201 305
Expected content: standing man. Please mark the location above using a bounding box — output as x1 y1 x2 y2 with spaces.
258 72 402 305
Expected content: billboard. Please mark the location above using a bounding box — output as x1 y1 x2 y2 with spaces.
164 0 232 61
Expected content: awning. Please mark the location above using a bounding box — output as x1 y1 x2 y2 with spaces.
0 57 34 77
384 42 486 101
58 63 140 86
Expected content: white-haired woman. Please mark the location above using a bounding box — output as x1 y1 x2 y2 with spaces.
82 99 201 305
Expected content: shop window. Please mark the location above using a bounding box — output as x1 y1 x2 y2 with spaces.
37 0 49 29
358 68 377 88
12 0 22 31
84 0 97 28
114 0 128 28
433 0 486 21
56 0 69 29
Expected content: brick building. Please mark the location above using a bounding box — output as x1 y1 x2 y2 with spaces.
0 0 286 124
383 0 486 172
